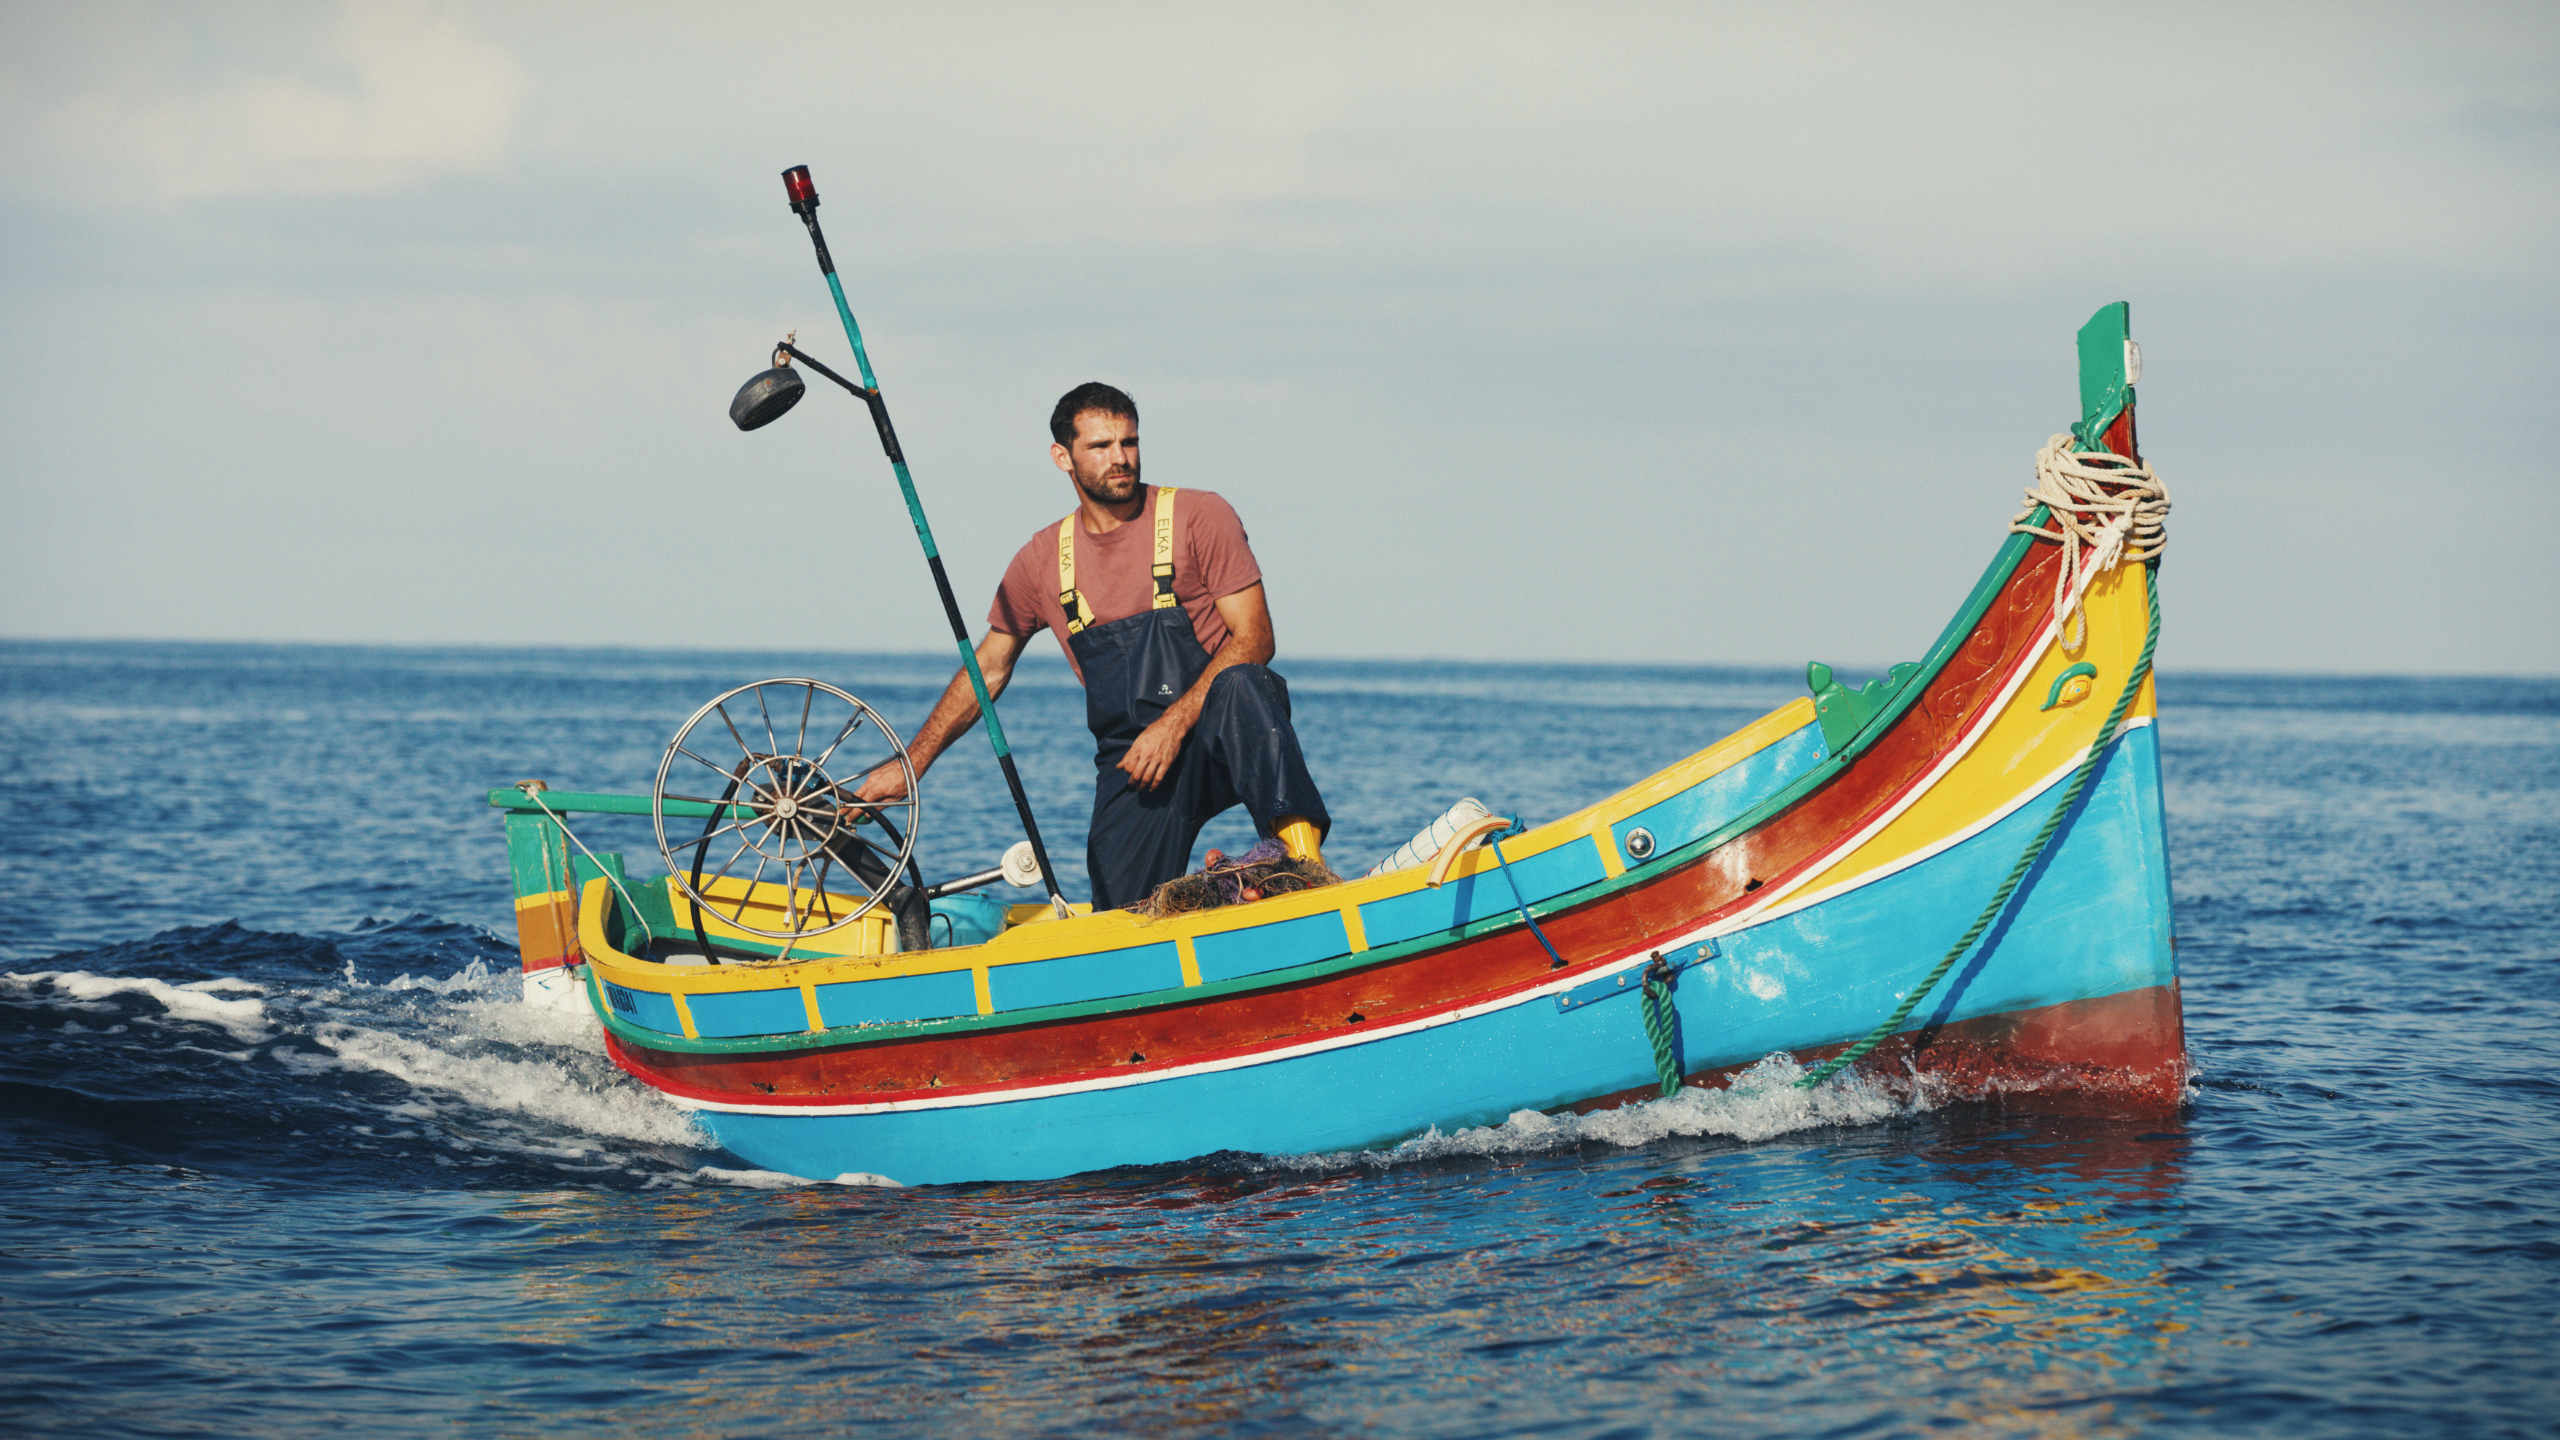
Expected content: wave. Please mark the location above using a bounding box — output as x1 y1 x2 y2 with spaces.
1270 1054 1909 1171
0 917 722 1188
6 919 1953 1191
4 969 271 1042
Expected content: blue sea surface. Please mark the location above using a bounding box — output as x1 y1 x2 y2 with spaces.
3 639 2555 1437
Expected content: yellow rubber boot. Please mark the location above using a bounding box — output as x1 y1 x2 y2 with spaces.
1275 815 1323 866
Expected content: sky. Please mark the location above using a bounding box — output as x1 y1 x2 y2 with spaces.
2 1 2554 675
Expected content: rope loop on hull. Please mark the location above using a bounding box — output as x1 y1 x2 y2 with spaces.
1640 954 1683 1098
2012 435 2169 650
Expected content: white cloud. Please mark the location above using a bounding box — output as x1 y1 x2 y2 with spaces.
0 0 522 203
474 4 2554 290
0 2 2553 670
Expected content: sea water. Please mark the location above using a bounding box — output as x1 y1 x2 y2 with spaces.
2 640 2554 1438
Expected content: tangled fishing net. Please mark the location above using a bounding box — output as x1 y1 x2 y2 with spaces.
1130 837 1340 918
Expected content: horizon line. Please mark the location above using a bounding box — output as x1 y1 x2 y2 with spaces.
3 633 2555 685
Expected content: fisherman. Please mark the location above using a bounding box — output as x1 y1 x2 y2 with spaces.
854 382 1330 910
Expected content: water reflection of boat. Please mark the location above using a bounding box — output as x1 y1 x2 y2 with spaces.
485 1116 2197 1420
488 303 2182 1186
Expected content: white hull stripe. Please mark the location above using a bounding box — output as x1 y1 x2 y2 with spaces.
676 574 2137 1121
1716 598 2085 924
675 736 2128 1119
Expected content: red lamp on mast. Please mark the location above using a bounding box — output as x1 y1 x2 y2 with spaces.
781 165 818 216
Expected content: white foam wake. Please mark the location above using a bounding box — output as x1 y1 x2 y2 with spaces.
342 954 509 998
1272 1054 1910 1170
2 970 271 1042
8 950 708 1162
649 1167 904 1190
303 1021 705 1148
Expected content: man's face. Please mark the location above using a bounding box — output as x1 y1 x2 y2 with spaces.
1053 409 1140 507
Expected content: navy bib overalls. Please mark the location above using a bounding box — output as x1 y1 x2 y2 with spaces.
1059 487 1329 910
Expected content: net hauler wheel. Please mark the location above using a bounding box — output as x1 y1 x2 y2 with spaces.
650 678 920 943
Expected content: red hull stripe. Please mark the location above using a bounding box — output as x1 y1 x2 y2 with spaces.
601 531 2103 1105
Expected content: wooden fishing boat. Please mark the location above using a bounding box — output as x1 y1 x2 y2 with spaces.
488 302 2180 1185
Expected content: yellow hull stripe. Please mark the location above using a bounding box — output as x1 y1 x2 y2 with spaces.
571 552 2161 1017
1781 560 2154 912
577 692 1824 998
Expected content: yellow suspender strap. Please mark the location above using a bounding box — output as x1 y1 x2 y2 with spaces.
1151 487 1180 610
1055 486 1178 634
1056 517 1090 635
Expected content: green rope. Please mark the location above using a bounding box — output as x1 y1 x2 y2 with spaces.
1640 956 1682 1097
1798 561 2161 1089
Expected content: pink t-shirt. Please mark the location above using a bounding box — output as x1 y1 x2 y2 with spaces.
989 485 1263 684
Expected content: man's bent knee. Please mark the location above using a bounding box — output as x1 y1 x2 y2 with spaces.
1207 663 1286 707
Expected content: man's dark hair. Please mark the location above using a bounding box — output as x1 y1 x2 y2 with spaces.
1050 382 1138 446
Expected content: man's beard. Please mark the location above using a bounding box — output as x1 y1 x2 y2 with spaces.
1076 466 1140 506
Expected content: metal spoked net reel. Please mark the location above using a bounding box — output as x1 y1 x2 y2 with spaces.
651 678 919 944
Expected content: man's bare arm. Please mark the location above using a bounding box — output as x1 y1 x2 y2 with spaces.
854 630 1026 802
1117 584 1275 792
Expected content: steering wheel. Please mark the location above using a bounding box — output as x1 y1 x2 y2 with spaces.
651 678 920 944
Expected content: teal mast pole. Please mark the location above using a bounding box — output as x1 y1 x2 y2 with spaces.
779 164 1071 915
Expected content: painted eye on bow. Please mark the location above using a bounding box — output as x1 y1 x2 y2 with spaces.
2042 662 2100 711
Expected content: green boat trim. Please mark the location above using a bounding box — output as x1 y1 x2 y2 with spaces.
554 302 2137 1060
578 518 2053 1058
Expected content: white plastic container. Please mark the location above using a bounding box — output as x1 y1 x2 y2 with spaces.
1365 797 1495 877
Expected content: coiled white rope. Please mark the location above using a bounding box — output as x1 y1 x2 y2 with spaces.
2011 435 2170 650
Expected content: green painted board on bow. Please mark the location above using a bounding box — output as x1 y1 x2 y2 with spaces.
2074 301 2133 448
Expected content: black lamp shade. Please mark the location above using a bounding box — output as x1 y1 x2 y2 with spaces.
730 365 807 431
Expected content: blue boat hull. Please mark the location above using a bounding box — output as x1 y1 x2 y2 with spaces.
687 725 2177 1185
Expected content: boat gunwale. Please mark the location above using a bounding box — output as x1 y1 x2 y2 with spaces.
572 513 2055 1059
608 709 2165 1117
605 560 2149 1114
